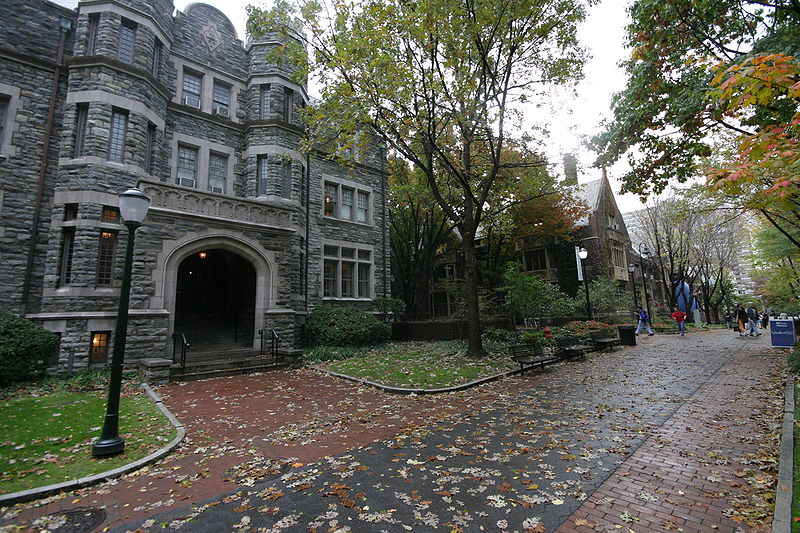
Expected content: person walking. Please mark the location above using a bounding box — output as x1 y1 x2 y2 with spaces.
735 303 748 336
671 307 688 337
635 306 655 336
746 303 762 336
724 311 733 330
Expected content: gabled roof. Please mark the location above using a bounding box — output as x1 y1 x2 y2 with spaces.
571 178 603 227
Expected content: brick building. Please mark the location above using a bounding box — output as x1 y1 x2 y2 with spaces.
0 0 389 371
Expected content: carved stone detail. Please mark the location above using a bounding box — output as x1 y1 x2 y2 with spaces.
139 179 294 231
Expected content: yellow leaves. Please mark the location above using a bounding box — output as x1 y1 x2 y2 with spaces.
573 518 594 527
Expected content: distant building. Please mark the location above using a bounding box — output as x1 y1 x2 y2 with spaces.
0 0 389 371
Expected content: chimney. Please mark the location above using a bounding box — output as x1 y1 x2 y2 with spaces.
563 153 578 186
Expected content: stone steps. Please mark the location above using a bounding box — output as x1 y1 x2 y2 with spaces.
169 352 287 382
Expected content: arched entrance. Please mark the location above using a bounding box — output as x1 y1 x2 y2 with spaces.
173 249 256 351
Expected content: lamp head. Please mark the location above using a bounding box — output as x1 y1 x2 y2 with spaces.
578 247 588 260
640 244 651 258
627 263 636 273
118 188 150 226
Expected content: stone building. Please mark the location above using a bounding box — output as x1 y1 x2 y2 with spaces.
0 0 390 372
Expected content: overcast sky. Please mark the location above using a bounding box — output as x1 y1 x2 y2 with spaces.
51 0 647 212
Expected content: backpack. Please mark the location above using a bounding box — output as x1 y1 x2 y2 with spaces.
639 309 648 321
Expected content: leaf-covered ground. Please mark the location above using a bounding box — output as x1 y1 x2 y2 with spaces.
89 332 781 533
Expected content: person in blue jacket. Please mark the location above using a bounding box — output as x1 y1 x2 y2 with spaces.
635 306 655 336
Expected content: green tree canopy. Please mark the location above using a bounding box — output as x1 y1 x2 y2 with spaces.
248 0 589 356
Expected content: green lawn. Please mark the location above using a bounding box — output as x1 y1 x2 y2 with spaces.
312 341 517 389
0 385 174 494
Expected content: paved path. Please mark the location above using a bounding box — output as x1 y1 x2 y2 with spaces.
0 331 785 532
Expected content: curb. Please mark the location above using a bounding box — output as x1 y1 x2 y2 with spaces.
312 366 526 395
773 374 795 533
0 383 185 507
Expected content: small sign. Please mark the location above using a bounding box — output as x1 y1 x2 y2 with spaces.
575 246 583 282
770 319 797 348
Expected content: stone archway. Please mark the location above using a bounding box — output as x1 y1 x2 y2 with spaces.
173 249 256 350
155 233 276 353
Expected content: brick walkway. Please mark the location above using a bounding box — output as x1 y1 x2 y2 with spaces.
0 330 785 533
559 336 782 532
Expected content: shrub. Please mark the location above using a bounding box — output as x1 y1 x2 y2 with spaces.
0 310 59 387
306 306 391 347
371 297 407 322
560 320 613 338
303 345 361 363
788 343 800 374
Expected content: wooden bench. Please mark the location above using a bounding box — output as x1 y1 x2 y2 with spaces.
509 342 559 375
555 336 593 360
590 330 619 351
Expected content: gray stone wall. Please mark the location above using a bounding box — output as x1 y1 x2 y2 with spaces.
1 0 391 372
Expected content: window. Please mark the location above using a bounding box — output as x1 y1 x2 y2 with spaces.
152 39 162 77
176 145 198 187
0 95 8 146
324 181 371 223
523 248 547 272
260 83 271 118
182 71 202 108
611 243 625 269
356 191 369 223
281 159 292 198
322 245 372 298
48 333 62 367
341 188 353 220
430 292 458 318
96 230 117 286
117 19 136 64
87 13 99 55
145 123 156 174
324 182 337 216
74 103 88 158
283 87 293 122
90 331 110 364
64 203 78 221
58 227 75 286
107 108 128 162
209 153 227 193
257 155 269 195
212 81 230 116
102 206 119 223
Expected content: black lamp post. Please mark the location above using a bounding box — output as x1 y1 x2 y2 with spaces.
638 243 652 324
578 247 591 321
92 188 150 457
628 263 638 310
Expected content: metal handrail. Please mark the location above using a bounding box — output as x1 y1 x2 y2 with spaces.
172 333 190 369
258 329 282 363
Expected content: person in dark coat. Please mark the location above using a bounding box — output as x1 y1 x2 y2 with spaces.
735 303 748 336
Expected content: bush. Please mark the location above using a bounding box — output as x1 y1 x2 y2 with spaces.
561 320 613 339
0 310 59 387
303 345 361 363
788 343 800 374
306 306 391 347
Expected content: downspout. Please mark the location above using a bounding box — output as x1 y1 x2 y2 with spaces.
381 143 388 299
304 152 311 311
21 18 72 314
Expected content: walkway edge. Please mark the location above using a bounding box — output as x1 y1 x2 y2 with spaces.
773 374 795 533
312 366 523 394
0 383 185 507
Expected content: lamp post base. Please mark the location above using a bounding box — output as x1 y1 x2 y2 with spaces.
92 436 125 457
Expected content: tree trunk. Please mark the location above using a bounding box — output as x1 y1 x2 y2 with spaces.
462 234 486 357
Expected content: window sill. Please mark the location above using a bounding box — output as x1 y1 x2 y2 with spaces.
322 215 373 227
322 297 373 302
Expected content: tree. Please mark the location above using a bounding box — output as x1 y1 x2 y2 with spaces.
751 219 800 312
584 276 629 322
592 0 800 200
248 0 589 356
388 158 453 320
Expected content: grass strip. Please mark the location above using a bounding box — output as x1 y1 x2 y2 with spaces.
0 386 174 494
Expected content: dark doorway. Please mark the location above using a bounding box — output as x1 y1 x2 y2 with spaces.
174 249 256 351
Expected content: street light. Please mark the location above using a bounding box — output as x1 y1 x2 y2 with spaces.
578 247 591 320
627 263 638 311
92 188 150 457
638 243 652 325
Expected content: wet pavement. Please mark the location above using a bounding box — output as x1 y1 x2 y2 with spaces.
0 330 785 532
